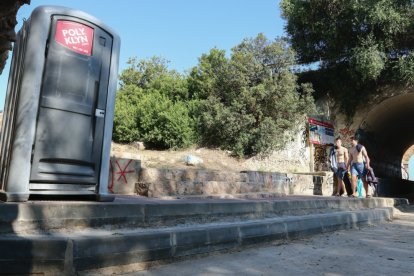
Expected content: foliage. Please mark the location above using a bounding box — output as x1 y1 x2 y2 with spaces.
119 55 191 101
114 34 318 156
113 57 201 149
280 0 414 120
188 33 318 157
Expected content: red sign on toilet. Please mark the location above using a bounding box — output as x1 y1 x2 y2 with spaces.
55 21 93 55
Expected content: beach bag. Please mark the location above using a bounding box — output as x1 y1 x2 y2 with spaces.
357 178 366 197
342 170 353 196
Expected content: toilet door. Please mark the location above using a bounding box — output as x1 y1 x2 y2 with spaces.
30 16 113 184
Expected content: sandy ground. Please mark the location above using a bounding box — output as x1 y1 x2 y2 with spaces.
111 142 256 172
123 206 414 276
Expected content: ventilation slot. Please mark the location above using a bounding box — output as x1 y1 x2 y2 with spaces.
39 158 94 167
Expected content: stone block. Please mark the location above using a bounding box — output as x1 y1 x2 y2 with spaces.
47 204 145 229
273 200 299 211
0 237 67 274
194 182 204 194
362 198 381 208
325 199 350 209
319 213 351 232
173 226 239 257
295 200 326 210
216 173 226 182
291 175 314 195
229 182 241 194
175 181 192 195
147 181 177 197
347 199 365 209
209 181 220 194
201 181 214 195
313 200 330 209
239 220 287 246
240 182 254 193
183 170 196 181
0 204 49 222
211 201 273 216
108 157 141 195
135 182 148 196
236 173 249 182
195 170 209 181
219 182 232 194
72 231 172 270
145 203 211 221
297 216 323 235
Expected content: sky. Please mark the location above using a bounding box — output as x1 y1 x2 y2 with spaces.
2 0 414 178
0 0 285 110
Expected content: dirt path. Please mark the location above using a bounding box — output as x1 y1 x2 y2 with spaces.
124 206 414 276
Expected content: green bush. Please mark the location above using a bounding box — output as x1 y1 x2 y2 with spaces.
113 85 200 149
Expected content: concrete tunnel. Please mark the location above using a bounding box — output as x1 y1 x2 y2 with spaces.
355 92 414 179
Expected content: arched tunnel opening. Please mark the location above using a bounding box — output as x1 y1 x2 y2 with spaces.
402 145 414 180
356 92 414 180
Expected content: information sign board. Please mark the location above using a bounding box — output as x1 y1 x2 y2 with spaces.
308 118 334 145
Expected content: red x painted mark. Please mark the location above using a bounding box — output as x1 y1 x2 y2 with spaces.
116 159 135 183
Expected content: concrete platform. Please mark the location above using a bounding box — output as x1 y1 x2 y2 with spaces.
0 195 409 274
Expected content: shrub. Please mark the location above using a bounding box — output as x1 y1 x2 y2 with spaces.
113 85 200 149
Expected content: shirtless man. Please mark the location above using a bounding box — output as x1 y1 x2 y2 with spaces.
346 136 371 198
332 138 348 196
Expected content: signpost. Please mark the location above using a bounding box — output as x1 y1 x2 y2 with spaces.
308 118 334 146
308 118 334 172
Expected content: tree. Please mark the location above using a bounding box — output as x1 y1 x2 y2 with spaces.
114 35 318 156
113 56 201 149
280 0 414 120
188 33 318 157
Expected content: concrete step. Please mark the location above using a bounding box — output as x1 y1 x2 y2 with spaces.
0 206 398 274
140 168 249 182
136 180 286 197
0 196 407 234
152 192 286 200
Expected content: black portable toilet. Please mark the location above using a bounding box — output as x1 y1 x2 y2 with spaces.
0 6 120 202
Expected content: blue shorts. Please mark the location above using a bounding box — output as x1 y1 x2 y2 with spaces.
337 162 345 178
351 162 367 178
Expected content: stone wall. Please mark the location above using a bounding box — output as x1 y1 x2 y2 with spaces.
243 123 311 173
0 0 30 75
106 158 336 197
243 120 332 174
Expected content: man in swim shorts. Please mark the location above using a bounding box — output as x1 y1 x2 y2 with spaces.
346 136 371 198
328 137 348 197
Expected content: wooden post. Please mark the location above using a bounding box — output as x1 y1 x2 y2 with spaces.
310 143 314 172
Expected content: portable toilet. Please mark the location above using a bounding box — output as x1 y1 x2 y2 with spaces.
0 6 120 202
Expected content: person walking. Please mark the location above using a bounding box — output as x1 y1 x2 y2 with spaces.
328 138 348 197
346 137 371 198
